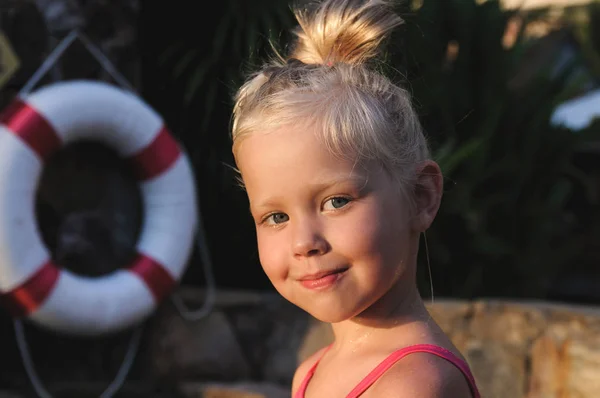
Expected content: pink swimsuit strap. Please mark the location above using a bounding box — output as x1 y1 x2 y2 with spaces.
295 344 481 398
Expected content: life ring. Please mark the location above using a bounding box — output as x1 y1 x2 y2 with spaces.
0 80 197 336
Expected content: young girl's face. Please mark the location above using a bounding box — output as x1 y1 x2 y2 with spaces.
236 124 419 323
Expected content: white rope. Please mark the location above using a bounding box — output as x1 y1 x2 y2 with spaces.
15 319 142 398
13 25 218 398
19 30 78 96
14 28 144 398
98 326 143 398
13 207 217 398
14 320 52 398
170 206 217 321
19 29 135 96
75 31 135 93
423 231 434 304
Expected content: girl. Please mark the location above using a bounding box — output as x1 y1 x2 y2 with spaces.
230 0 481 396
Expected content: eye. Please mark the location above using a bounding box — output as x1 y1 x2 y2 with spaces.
264 212 289 225
323 196 351 211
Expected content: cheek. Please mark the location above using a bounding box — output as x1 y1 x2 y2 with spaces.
256 230 289 281
338 203 409 268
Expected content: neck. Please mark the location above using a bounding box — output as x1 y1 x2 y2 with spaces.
329 276 433 354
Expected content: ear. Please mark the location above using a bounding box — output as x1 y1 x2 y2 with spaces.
411 160 443 232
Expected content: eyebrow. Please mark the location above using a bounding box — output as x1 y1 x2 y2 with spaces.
310 173 369 192
251 173 369 213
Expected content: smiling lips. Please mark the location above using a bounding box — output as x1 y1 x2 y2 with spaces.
298 267 349 289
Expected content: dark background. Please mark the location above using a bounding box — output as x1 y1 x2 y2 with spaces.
0 0 598 302
0 0 599 394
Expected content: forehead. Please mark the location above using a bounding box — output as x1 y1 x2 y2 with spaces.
235 126 365 197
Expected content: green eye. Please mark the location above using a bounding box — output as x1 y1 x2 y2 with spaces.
324 197 351 210
266 213 289 225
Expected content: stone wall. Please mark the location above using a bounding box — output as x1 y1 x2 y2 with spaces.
140 288 600 398
1 288 598 397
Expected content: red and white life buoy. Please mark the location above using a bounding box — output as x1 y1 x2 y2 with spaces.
0 80 197 336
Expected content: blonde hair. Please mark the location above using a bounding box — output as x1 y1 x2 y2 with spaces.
231 0 430 195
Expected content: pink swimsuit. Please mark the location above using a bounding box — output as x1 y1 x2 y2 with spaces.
294 344 481 398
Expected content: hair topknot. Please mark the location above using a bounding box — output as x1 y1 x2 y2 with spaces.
290 0 403 65
232 0 430 205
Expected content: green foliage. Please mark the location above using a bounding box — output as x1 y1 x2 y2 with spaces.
567 1 600 78
158 0 294 133
150 0 600 298
392 0 600 298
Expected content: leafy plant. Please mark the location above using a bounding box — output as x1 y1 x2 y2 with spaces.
391 0 600 298
144 0 600 298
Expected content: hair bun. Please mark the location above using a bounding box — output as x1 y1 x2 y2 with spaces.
290 0 403 66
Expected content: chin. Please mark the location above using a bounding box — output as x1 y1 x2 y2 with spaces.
275 285 366 323
310 312 351 324
297 301 360 324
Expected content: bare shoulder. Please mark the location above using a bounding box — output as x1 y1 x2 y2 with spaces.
291 346 329 395
368 352 474 398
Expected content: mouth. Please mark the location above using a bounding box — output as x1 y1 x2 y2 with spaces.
297 266 349 290
299 266 349 281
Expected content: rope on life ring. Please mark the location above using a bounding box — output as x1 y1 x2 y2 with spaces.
0 29 217 398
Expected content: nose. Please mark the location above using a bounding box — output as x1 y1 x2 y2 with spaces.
292 217 329 258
